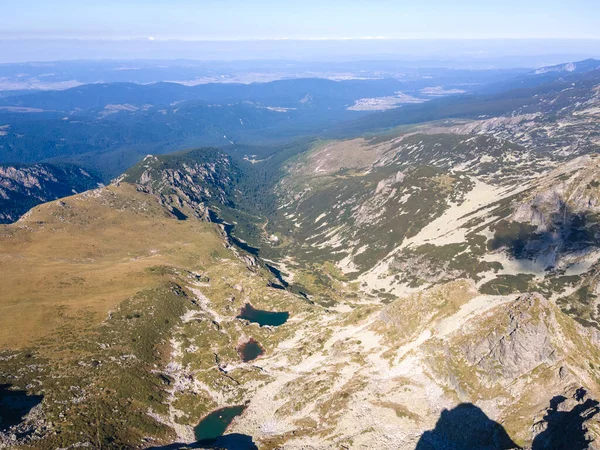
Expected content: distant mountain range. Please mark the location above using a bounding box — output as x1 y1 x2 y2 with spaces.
531 58 600 75
0 69 523 184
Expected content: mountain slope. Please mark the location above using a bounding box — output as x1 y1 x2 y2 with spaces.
4 61 600 449
3 160 600 450
0 180 310 449
229 283 600 449
260 69 600 322
531 58 600 75
119 148 238 220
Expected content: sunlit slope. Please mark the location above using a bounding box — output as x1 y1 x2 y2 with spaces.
0 183 228 349
0 180 313 448
262 73 600 322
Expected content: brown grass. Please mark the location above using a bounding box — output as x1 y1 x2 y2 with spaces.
0 183 224 349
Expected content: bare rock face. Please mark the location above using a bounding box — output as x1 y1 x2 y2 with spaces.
512 188 566 230
463 294 557 383
421 293 568 401
511 158 600 233
123 150 236 221
0 163 101 223
420 291 600 448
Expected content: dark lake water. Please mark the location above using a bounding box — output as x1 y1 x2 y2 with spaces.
194 405 246 444
0 384 43 432
237 303 289 327
238 339 264 362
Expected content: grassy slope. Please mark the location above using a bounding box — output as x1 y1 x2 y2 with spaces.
0 184 224 349
0 182 313 449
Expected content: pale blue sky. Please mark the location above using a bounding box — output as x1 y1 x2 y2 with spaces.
2 0 600 40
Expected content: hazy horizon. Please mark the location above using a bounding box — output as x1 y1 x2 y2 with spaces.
1 38 599 66
3 1 600 65
4 0 600 40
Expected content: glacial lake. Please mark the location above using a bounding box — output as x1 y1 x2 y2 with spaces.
194 405 246 444
237 303 289 327
238 339 264 362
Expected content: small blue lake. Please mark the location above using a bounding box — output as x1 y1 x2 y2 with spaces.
194 405 246 444
237 303 289 327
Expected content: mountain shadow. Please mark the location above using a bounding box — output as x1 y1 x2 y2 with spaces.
415 403 520 450
209 434 258 450
488 205 600 268
147 433 257 450
531 389 600 450
0 383 43 432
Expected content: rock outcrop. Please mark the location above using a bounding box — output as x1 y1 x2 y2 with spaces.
0 163 101 223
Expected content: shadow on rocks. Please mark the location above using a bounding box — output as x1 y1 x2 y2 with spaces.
147 433 257 450
531 388 600 450
416 403 521 450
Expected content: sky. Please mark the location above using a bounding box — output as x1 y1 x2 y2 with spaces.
1 1 599 64
2 0 600 41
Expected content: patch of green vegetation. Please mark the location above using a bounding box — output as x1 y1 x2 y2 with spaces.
0 283 193 448
538 275 580 298
290 262 357 306
390 234 502 287
374 401 421 421
479 274 536 295
557 283 600 328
